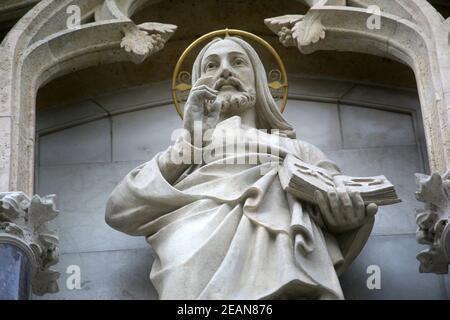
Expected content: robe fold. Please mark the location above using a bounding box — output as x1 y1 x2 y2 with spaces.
105 116 374 300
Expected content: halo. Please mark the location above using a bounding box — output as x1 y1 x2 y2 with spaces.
171 28 289 119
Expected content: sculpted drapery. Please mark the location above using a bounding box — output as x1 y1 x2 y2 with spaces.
105 36 375 300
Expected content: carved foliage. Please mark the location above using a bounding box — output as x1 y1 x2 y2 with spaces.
415 172 450 274
264 12 326 52
121 23 177 64
0 192 60 295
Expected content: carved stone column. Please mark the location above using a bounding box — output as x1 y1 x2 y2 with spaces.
416 173 450 274
0 192 59 299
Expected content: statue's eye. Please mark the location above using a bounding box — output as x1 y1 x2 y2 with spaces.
233 58 245 66
206 62 217 70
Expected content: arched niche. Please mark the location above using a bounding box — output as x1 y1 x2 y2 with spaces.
265 0 450 273
0 0 176 195
0 0 179 295
0 0 448 283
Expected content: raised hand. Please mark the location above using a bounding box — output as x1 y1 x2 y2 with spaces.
184 76 222 146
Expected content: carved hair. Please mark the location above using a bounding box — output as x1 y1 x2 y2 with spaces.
191 36 296 138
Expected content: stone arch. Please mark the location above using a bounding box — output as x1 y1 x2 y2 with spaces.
0 0 174 195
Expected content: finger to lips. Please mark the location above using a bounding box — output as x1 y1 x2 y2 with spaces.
191 84 219 96
199 90 218 101
194 76 216 87
192 84 218 93
315 190 336 227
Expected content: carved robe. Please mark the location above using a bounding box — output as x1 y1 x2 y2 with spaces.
105 116 373 300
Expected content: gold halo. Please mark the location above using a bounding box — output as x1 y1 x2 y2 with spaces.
171 28 289 119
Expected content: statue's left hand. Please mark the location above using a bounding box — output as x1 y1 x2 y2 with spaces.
314 187 378 233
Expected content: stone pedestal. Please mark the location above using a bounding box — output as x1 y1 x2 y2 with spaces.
0 192 60 298
0 243 31 300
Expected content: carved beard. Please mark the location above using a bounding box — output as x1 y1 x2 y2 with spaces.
215 89 256 116
212 77 256 116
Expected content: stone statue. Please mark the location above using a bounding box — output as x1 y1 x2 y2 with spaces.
105 36 379 300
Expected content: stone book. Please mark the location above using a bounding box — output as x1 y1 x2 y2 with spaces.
279 154 401 206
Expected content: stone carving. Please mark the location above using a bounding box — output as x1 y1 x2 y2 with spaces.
104 35 398 299
121 23 177 64
264 15 304 47
0 192 59 295
416 172 450 274
265 12 326 51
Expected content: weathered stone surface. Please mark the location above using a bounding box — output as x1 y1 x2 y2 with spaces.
39 119 111 166
36 100 108 134
112 105 180 162
341 85 421 110
340 105 416 148
285 100 342 150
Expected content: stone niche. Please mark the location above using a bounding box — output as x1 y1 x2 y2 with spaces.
1 0 450 299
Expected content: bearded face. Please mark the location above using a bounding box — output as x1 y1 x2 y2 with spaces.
200 39 257 117
212 76 256 116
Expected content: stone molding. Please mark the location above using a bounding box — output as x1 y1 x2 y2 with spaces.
0 192 59 295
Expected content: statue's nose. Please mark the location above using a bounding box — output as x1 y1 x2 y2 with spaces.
220 67 232 79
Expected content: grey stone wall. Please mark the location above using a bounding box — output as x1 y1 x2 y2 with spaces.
33 76 449 299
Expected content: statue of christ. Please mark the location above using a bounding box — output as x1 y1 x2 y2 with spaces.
105 36 377 300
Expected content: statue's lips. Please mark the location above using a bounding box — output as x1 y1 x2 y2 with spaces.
218 84 238 91
214 78 243 91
